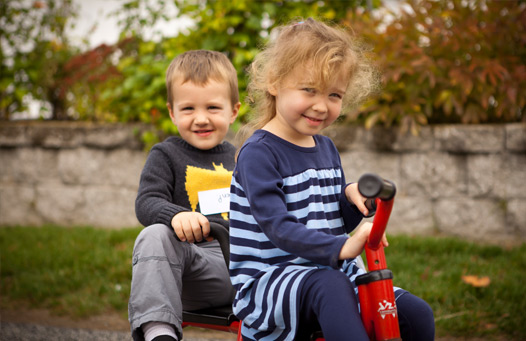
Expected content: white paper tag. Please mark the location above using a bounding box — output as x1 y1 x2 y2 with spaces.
198 188 230 215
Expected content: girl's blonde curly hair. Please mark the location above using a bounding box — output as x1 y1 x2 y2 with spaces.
237 18 378 146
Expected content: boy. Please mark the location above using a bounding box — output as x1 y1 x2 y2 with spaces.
128 50 240 341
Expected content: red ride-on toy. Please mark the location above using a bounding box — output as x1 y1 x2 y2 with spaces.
355 173 401 341
181 173 401 341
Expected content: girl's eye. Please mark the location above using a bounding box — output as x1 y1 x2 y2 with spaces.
330 93 343 99
302 88 315 94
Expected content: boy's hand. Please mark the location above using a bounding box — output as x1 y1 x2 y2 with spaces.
345 183 369 216
171 212 210 243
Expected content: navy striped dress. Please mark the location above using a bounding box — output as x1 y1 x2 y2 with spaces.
229 130 365 340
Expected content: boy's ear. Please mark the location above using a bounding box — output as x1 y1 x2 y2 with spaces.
167 103 176 124
230 102 241 124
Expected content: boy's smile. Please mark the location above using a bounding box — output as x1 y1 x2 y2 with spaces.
168 79 240 150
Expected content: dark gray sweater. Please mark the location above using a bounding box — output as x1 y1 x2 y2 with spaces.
135 136 236 230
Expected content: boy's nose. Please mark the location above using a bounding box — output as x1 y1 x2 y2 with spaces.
194 111 210 124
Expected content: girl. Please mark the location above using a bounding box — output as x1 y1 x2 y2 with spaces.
229 18 435 341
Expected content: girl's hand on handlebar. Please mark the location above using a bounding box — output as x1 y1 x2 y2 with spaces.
171 211 211 243
345 183 369 216
339 222 389 260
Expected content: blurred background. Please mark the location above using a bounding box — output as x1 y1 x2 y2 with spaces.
1 0 524 241
1 1 525 340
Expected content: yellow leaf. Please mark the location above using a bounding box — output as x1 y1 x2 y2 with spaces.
462 275 491 288
364 113 379 130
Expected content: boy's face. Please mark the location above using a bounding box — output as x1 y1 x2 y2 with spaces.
168 78 240 150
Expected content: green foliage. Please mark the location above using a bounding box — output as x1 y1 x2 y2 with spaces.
3 0 524 137
0 0 80 120
102 38 183 139
99 0 375 141
70 0 526 138
346 0 526 134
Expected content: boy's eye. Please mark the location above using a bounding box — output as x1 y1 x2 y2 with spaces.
208 105 221 110
302 88 315 94
330 93 343 99
182 106 194 111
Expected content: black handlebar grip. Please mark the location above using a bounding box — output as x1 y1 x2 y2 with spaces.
172 222 230 267
358 173 396 201
208 222 230 267
363 198 377 218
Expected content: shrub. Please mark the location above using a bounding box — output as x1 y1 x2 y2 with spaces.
346 0 526 134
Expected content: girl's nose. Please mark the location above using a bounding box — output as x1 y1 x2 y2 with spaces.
312 97 328 113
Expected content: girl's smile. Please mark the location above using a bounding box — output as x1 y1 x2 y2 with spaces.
302 114 324 126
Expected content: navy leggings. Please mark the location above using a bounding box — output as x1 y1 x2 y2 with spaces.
297 269 435 341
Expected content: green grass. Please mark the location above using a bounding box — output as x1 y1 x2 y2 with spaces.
1 226 525 340
383 235 526 340
0 225 141 319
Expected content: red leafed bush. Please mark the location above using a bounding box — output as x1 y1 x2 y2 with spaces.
347 0 526 134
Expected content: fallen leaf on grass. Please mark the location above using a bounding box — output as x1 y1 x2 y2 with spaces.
462 275 491 287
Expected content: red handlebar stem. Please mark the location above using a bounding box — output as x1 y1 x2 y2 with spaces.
366 197 394 272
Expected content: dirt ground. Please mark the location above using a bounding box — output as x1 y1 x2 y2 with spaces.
1 307 130 332
1 306 510 341
0 307 237 340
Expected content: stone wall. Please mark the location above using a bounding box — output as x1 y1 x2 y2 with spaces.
1 121 524 243
0 122 148 228
325 123 526 243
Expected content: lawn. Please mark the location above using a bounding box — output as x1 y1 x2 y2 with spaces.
1 225 524 340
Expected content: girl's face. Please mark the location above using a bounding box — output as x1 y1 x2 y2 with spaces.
265 65 348 147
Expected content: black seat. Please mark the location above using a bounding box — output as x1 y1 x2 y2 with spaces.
183 304 239 326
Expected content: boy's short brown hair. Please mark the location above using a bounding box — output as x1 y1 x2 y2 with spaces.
166 50 239 107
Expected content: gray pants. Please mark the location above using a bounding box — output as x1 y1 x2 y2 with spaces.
128 224 235 340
